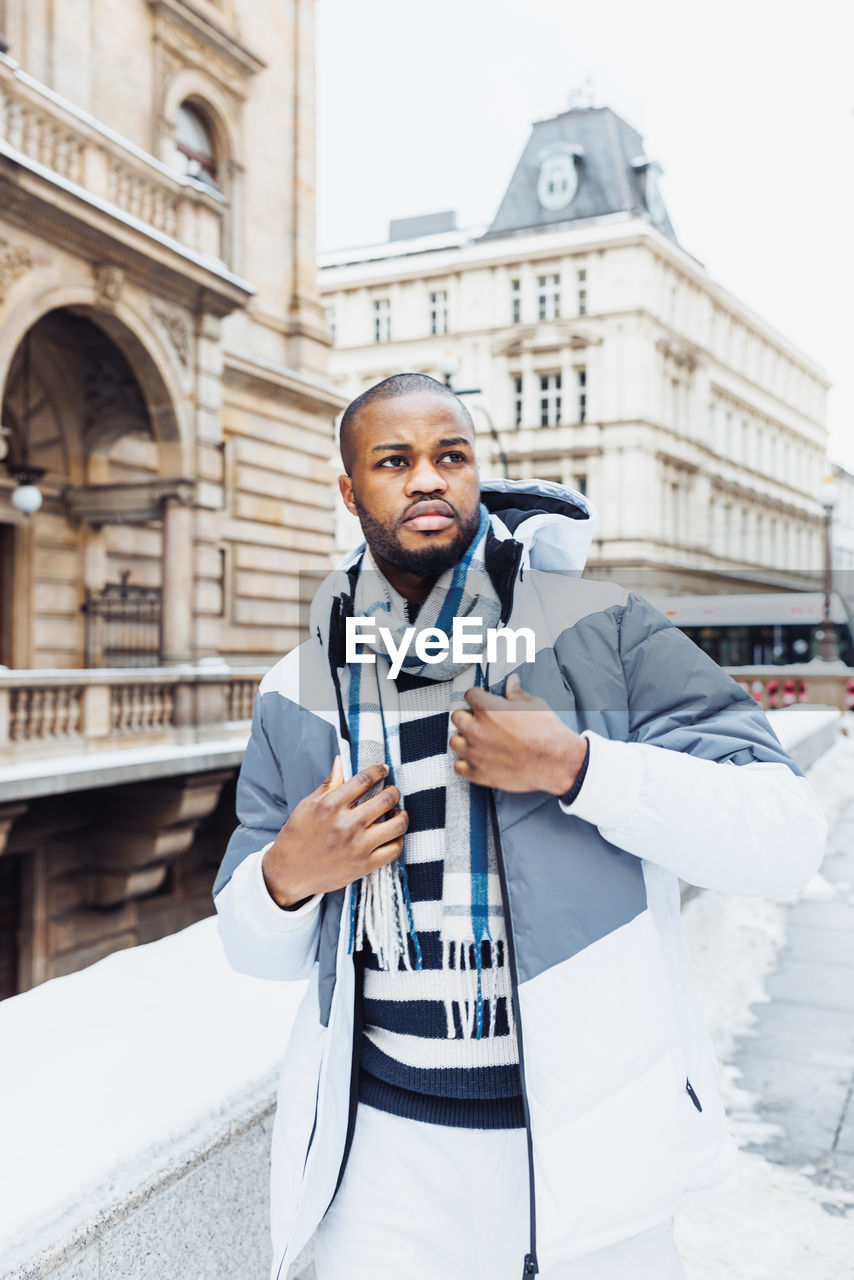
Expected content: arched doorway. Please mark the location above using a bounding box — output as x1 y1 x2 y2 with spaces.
0 307 186 668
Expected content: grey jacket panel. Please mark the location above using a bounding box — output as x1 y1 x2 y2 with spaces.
213 688 339 899
617 593 802 772
497 802 648 986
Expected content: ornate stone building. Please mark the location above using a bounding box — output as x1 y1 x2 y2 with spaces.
831 462 854 609
0 0 342 997
321 106 830 596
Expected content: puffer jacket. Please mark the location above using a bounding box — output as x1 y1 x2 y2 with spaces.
213 477 827 1280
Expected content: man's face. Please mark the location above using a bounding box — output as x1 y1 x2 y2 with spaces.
339 391 481 578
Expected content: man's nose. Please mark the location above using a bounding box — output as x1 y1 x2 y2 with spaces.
404 456 447 493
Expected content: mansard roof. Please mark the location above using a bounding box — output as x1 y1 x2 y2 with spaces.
484 105 678 244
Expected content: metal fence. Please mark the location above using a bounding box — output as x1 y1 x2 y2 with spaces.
82 572 162 667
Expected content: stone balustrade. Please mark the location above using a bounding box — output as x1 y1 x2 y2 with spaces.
727 664 854 714
0 666 266 764
0 52 226 261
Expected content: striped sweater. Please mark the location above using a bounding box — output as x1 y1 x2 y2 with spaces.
358 668 525 1129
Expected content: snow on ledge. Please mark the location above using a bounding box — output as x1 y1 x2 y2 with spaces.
0 916 306 1262
765 706 840 752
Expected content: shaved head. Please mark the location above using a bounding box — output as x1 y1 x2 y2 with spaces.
338 373 474 474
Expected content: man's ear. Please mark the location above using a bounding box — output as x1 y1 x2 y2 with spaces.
338 473 357 516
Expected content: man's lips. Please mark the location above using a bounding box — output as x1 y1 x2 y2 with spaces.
401 501 456 533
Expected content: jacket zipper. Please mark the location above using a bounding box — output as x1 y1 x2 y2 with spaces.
489 790 539 1279
686 1077 703 1112
331 948 364 1198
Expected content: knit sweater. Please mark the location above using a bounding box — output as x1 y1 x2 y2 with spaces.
358 668 525 1130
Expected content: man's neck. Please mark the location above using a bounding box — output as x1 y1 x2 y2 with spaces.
369 549 437 607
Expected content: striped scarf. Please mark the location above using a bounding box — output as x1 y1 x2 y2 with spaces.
346 506 505 1038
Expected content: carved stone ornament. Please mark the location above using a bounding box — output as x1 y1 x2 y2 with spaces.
0 238 48 304
64 477 198 524
656 336 699 373
152 303 193 367
94 264 125 307
150 1 265 109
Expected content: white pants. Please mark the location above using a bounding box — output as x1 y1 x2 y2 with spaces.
313 1103 687 1280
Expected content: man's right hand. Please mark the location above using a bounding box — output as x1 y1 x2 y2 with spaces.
261 757 408 907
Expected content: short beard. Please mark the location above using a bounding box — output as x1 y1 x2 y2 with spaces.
353 495 482 579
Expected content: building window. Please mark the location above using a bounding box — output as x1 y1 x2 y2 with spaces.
577 367 587 423
173 101 219 188
575 473 587 496
511 278 521 324
373 298 390 343
539 373 561 427
670 378 686 430
537 274 560 322
325 306 336 341
429 290 448 336
513 375 523 428
671 482 681 543
577 268 587 316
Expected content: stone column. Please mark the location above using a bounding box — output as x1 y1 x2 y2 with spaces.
161 490 194 666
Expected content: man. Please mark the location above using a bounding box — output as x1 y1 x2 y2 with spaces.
213 373 827 1280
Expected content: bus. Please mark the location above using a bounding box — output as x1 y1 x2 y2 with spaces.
649 592 854 667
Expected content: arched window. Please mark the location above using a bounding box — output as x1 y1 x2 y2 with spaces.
173 101 219 188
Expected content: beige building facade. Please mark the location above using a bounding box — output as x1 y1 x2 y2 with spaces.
321 107 830 596
0 0 342 997
830 462 854 610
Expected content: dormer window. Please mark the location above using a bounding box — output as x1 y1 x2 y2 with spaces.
174 102 219 189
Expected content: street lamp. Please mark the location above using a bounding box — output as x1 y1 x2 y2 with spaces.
9 465 46 514
816 477 839 662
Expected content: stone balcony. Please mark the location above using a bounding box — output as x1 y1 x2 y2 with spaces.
0 50 251 312
0 664 264 769
0 665 267 987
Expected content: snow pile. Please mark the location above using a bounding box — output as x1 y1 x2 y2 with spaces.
765 706 840 754
799 711 854 832
675 717 854 1277
676 1153 854 1279
0 914 307 1261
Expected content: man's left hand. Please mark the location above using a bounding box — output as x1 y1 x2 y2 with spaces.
450 673 588 795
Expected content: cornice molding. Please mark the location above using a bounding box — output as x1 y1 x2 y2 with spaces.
148 0 266 83
223 353 348 415
64 478 197 524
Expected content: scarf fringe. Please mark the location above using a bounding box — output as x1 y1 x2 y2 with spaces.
443 938 513 1041
353 861 421 972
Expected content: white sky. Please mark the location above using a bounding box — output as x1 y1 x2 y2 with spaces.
316 0 854 468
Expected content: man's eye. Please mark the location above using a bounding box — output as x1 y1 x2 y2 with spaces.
442 452 467 463
378 456 407 468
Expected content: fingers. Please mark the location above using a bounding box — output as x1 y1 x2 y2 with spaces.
450 707 475 733
463 676 536 712
505 673 524 698
453 758 481 782
357 783 402 827
463 686 494 712
366 834 405 867
364 806 408 854
337 761 389 805
322 754 345 790
462 682 527 712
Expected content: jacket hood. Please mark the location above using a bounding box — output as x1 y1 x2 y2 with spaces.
479 476 596 574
